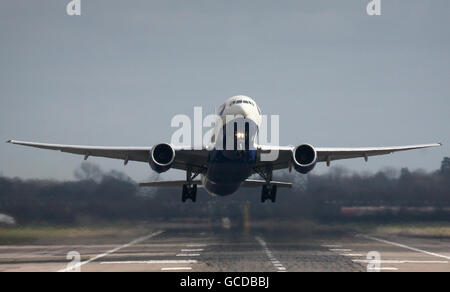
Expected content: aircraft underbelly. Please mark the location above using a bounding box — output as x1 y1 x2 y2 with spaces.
204 150 256 196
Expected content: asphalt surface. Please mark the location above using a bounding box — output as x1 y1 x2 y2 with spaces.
1 223 449 272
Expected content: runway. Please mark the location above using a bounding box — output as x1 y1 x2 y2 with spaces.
0 222 449 272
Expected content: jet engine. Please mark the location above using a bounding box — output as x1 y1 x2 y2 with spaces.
292 144 317 174
149 143 175 173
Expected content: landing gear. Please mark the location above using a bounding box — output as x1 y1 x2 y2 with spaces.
261 184 277 203
254 166 277 203
181 167 200 203
182 184 197 202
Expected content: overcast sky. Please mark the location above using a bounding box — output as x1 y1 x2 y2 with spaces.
1 0 449 181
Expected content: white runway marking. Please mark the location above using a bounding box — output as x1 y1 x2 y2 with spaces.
176 253 201 257
255 236 288 272
186 244 207 247
368 267 399 271
353 260 449 264
161 267 192 271
181 249 204 252
359 234 450 260
330 249 352 252
59 230 164 272
100 260 198 264
340 254 365 257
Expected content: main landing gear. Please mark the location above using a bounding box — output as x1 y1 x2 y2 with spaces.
182 184 197 203
261 184 277 203
182 168 200 203
255 167 277 203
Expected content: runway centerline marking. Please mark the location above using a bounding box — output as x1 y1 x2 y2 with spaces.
255 236 288 272
359 234 450 260
58 230 164 272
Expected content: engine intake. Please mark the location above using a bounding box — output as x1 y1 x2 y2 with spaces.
149 143 175 173
292 144 317 174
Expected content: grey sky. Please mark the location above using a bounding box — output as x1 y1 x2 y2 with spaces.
1 0 449 181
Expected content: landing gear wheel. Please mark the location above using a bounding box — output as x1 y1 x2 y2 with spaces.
182 184 197 203
270 185 277 203
182 185 188 202
191 185 197 202
261 185 277 203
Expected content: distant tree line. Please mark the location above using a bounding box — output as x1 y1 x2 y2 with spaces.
0 158 449 225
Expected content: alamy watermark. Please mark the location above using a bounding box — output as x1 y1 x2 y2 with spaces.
367 0 381 16
170 107 280 161
366 251 382 272
66 0 81 16
65 251 81 272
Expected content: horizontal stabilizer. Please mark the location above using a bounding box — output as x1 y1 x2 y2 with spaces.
139 179 292 188
241 179 292 188
139 180 202 187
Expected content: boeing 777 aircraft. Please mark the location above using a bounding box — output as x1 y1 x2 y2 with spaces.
8 95 441 203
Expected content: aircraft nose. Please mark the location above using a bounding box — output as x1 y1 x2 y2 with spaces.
234 104 253 118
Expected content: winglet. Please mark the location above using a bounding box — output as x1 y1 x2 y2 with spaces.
6 140 12 143
439 142 443 146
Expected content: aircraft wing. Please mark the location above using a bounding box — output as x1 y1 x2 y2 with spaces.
8 140 442 173
6 140 209 172
256 143 442 171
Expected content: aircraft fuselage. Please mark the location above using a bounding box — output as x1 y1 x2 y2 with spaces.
202 96 262 196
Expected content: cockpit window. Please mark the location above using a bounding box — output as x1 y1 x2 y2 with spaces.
236 100 243 104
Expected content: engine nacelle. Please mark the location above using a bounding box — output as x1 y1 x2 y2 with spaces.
149 143 175 173
292 144 317 174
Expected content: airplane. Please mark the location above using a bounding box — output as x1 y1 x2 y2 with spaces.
8 95 441 203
